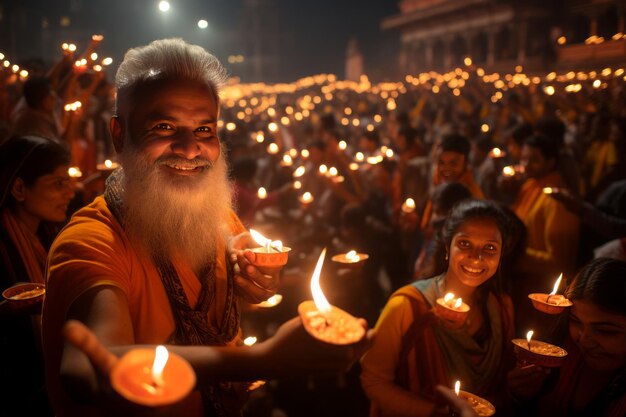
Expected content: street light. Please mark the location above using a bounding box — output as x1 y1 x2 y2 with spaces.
198 19 208 29
158 1 170 12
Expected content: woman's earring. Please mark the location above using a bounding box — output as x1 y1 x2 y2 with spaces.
445 253 449 261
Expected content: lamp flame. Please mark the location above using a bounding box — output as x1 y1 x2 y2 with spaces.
404 198 415 209
502 166 515 176
444 293 454 303
526 330 534 351
257 187 267 199
549 273 563 296
243 336 257 346
104 159 113 168
152 345 168 387
454 380 460 396
454 298 463 309
311 248 332 315
294 166 306 178
345 250 360 262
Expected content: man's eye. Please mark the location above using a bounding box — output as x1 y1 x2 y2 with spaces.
154 123 173 130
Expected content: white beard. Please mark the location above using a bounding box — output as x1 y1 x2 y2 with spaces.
119 145 233 272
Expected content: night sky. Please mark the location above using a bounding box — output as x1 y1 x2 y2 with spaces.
2 0 401 82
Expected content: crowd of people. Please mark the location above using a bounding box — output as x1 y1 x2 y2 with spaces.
0 36 624 417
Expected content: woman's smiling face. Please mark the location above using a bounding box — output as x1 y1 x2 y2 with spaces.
446 217 503 290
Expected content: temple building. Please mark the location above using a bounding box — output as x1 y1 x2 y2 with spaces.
381 0 626 74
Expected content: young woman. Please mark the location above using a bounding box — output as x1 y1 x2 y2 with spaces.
0 135 74 416
361 199 515 417
508 257 626 417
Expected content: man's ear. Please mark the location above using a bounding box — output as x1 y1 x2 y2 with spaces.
110 115 125 154
11 178 27 203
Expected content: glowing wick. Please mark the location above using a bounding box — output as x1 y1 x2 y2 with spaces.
526 330 534 351
152 345 168 387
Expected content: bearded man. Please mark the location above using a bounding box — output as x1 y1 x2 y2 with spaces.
42 39 370 417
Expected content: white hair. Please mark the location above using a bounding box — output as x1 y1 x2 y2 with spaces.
114 38 228 113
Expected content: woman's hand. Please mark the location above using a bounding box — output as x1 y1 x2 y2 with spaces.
507 364 551 402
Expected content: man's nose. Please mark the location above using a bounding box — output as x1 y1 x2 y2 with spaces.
171 131 201 159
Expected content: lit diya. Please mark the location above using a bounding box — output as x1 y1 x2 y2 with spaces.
435 292 470 326
528 273 573 314
257 187 267 200
96 159 119 171
542 187 561 195
512 330 568 368
298 248 366 345
2 282 46 307
502 165 525 177
488 147 506 159
454 381 495 417
331 250 369 265
110 345 196 407
254 294 283 308
248 229 291 269
299 191 314 205
401 198 416 214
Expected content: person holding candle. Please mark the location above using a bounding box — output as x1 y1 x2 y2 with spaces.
511 133 580 332
507 257 626 417
0 135 74 416
361 199 515 417
40 39 286 417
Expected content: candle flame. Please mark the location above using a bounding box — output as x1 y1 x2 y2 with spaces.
301 192 313 203
282 155 293 166
104 159 113 168
356 152 364 162
257 187 267 199
543 187 553 194
345 250 360 262
319 164 328 174
526 330 534 344
68 166 82 178
549 273 563 296
339 140 347 150
404 198 415 209
311 248 332 315
444 293 455 303
502 166 515 176
491 148 502 157
349 162 359 171
385 148 394 158
294 180 302 189
152 345 168 387
294 166 306 177
454 380 460 396
243 336 257 346
454 298 463 309
250 229 269 247
329 167 338 177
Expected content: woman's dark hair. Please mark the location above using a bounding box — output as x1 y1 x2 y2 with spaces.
0 135 71 208
440 133 470 158
429 199 510 297
523 133 560 162
22 76 52 109
566 257 626 316
431 182 472 215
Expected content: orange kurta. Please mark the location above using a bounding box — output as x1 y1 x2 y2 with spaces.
512 172 579 277
42 196 245 417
